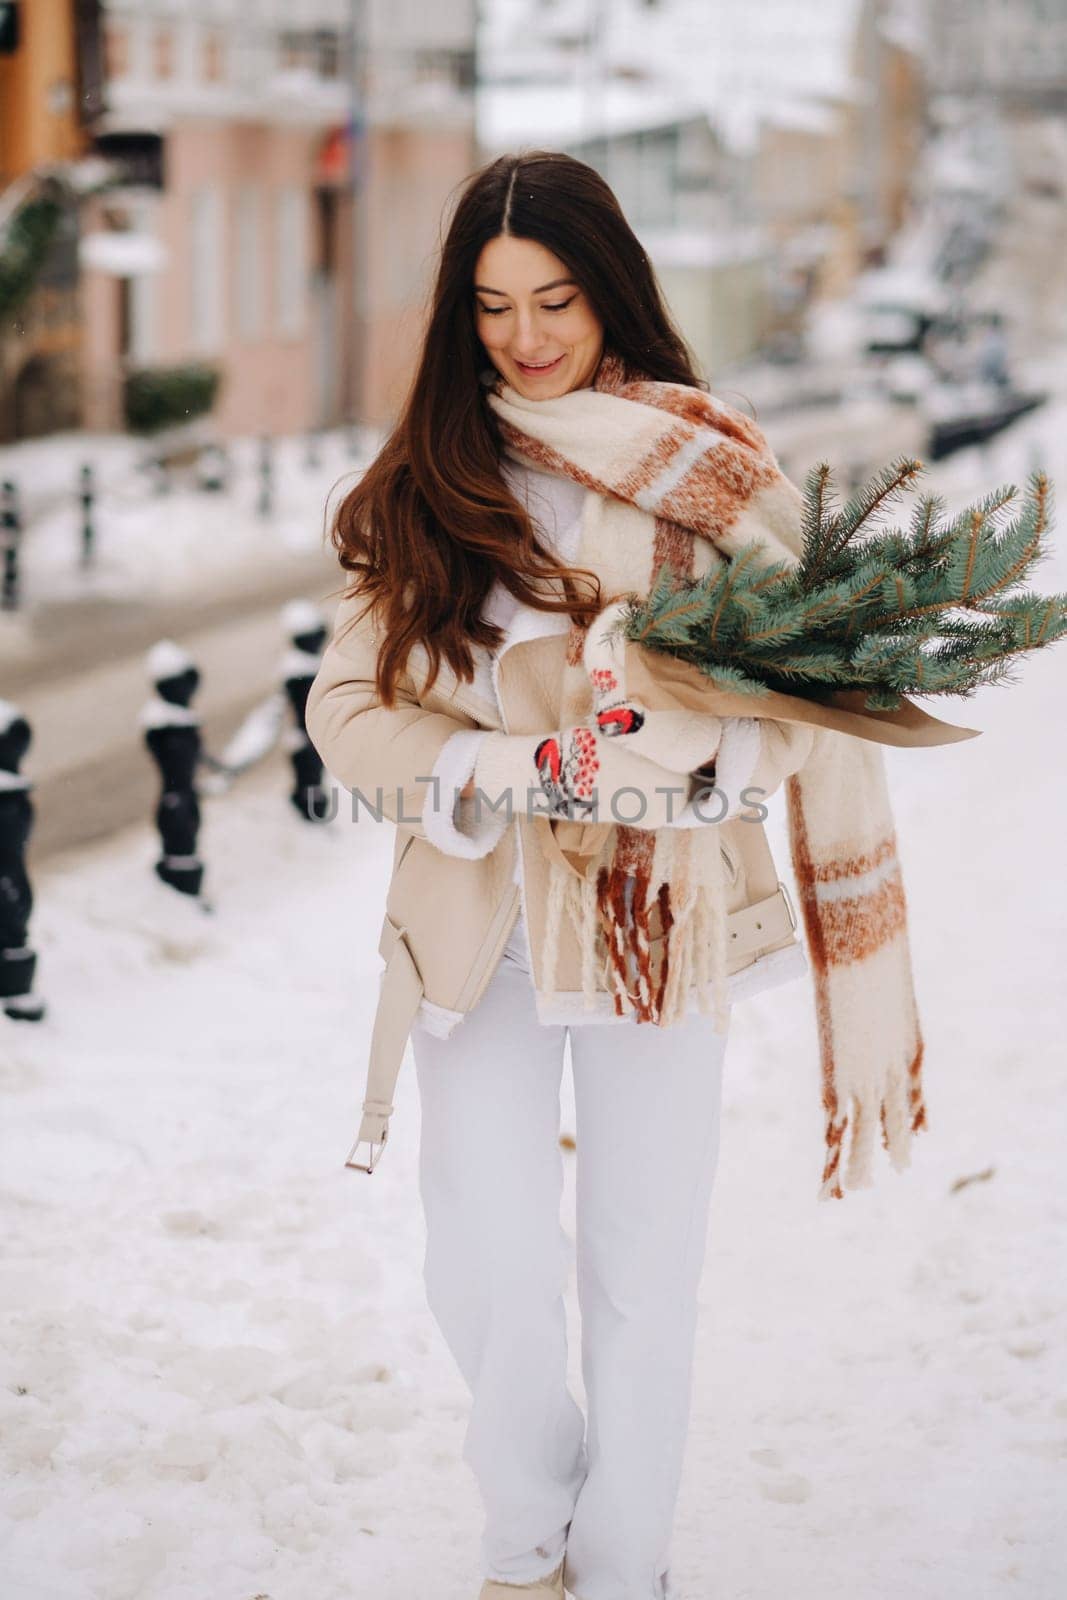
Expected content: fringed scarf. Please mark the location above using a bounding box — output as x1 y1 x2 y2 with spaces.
539 805 731 1037
488 351 927 1199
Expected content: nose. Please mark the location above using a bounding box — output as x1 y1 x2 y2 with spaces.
511 311 549 357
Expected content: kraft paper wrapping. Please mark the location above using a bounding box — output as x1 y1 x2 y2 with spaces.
541 640 980 869
622 641 981 749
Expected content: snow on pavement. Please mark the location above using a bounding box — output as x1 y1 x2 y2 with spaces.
1 770 464 1600
0 427 375 618
2 421 1066 1599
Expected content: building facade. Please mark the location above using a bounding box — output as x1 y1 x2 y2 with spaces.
477 0 935 375
930 0 1067 106
0 0 99 441
82 1 475 435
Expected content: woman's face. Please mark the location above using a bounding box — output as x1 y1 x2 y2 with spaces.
474 234 604 400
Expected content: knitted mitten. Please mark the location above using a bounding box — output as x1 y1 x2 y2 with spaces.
473 727 694 829
584 599 723 772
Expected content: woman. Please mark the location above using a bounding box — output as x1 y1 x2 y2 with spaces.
306 151 925 1600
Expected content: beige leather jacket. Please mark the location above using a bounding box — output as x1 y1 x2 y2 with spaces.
305 581 814 1173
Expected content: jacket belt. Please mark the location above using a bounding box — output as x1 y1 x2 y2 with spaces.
345 884 797 1175
344 917 425 1174
726 880 797 959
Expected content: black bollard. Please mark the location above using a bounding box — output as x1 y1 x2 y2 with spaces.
304 429 321 471
198 443 228 493
1 479 21 612
139 641 209 904
0 700 46 1021
279 599 331 822
79 462 95 568
257 434 274 519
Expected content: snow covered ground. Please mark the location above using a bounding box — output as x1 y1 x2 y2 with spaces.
0 427 375 616
2 397 1066 1599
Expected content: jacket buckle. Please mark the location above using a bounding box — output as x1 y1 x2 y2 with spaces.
345 1134 387 1174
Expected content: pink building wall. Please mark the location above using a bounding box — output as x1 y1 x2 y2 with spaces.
168 122 319 438
355 123 478 427
81 118 477 437
83 120 321 437
81 232 124 432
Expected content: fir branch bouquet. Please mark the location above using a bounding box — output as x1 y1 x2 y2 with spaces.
623 459 1065 711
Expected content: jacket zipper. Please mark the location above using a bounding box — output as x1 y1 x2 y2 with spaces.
446 680 500 728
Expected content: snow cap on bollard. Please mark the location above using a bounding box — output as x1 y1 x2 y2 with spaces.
280 598 324 639
146 639 195 684
0 698 22 734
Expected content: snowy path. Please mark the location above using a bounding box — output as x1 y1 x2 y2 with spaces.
2 412 1066 1599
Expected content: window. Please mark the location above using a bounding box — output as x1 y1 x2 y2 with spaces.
190 184 224 353
104 22 129 80
129 269 158 364
154 25 173 80
280 30 305 71
275 186 308 339
235 184 264 341
204 28 225 83
312 28 342 79
279 27 342 78
412 47 476 91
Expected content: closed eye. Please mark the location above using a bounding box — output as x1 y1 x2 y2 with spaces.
475 296 578 316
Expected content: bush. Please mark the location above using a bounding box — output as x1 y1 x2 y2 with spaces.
123 362 222 435
0 198 62 319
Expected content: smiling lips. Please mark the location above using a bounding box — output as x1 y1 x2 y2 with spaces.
514 354 565 376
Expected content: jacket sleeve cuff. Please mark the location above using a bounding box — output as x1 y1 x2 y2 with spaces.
747 719 816 799
670 717 763 826
711 717 764 818
421 730 511 860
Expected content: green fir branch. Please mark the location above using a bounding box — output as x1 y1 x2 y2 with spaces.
623 458 1065 708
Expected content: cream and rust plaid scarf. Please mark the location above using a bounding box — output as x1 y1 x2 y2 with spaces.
487 351 927 1199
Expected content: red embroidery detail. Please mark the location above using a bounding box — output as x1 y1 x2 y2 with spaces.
535 737 562 785
596 706 644 738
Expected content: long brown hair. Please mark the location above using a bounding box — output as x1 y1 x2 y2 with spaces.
331 149 703 704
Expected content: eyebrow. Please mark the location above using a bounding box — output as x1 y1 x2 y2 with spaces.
474 278 578 296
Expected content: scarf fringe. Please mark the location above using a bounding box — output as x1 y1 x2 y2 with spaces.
542 827 731 1031
817 1038 926 1201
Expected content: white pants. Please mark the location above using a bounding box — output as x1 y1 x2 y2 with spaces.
412 932 729 1600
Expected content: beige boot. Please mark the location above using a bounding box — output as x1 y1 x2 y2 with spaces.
479 1558 566 1599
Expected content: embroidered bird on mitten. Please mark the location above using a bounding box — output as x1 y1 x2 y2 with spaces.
473 722 695 828
583 600 724 773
